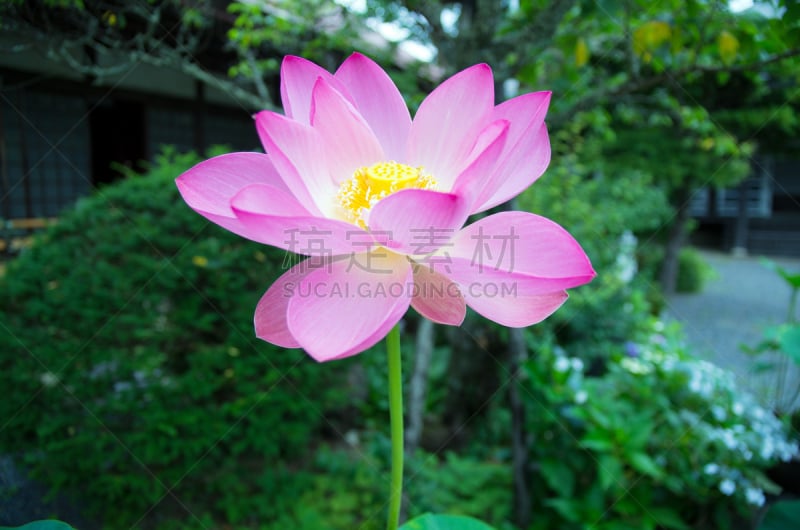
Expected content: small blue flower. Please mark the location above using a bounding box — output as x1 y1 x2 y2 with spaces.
624 341 640 358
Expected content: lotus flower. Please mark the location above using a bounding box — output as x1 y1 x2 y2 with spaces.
176 53 595 362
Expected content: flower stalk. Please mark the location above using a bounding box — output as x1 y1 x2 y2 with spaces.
386 324 404 530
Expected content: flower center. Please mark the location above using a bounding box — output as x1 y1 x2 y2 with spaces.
337 161 437 228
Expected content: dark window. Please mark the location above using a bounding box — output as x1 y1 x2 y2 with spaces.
89 99 146 186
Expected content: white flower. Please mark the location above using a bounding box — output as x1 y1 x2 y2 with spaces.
554 357 571 373
703 463 720 475
760 438 775 460
615 230 638 283
575 390 588 404
780 442 799 461
344 430 360 447
745 487 765 507
650 333 666 345
570 358 584 372
621 357 652 374
719 479 736 496
732 402 744 416
721 429 737 450
711 405 726 422
39 371 59 387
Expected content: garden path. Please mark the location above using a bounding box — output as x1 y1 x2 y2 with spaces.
664 250 800 412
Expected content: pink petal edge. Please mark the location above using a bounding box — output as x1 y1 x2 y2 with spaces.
285 252 413 361
407 63 495 183
368 188 469 255
410 264 466 325
231 184 373 255
335 52 412 161
280 55 353 125
176 152 292 239
254 111 335 217
254 260 316 349
310 77 385 184
466 291 569 328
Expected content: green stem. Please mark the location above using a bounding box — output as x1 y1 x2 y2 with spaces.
386 324 404 530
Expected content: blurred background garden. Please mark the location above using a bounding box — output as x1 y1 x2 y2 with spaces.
1 0 799 529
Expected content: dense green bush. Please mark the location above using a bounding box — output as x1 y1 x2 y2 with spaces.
263 440 515 529
519 320 798 530
676 247 716 293
0 148 350 528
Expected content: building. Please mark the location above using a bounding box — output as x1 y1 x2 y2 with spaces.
691 157 800 257
0 37 260 224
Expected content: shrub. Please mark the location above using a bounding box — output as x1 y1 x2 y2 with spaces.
0 147 348 528
408 450 514 526
519 320 798 530
253 437 515 530
676 247 715 293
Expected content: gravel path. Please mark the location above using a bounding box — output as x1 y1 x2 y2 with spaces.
664 250 800 411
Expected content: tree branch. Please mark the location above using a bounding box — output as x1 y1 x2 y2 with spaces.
552 48 800 127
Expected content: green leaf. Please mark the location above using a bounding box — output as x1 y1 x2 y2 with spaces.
544 498 583 523
539 458 575 497
761 258 800 289
400 513 496 530
758 500 800 530
629 452 663 479
626 419 654 449
0 522 76 530
778 325 800 364
598 453 625 491
581 429 615 452
647 507 691 530
752 359 777 373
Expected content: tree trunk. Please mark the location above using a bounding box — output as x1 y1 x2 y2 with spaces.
405 318 435 455
660 187 692 295
508 327 531 528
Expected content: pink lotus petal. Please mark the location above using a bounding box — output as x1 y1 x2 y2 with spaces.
310 77 385 184
474 92 551 211
494 92 551 145
439 211 594 324
255 111 335 216
451 119 509 206
466 291 569 328
475 122 551 212
286 251 413 362
231 184 373 255
410 264 466 325
335 53 412 160
255 259 317 348
368 188 468 255
407 64 494 183
448 211 595 281
176 152 293 238
280 55 353 125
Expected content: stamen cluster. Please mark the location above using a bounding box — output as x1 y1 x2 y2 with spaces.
337 161 437 227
